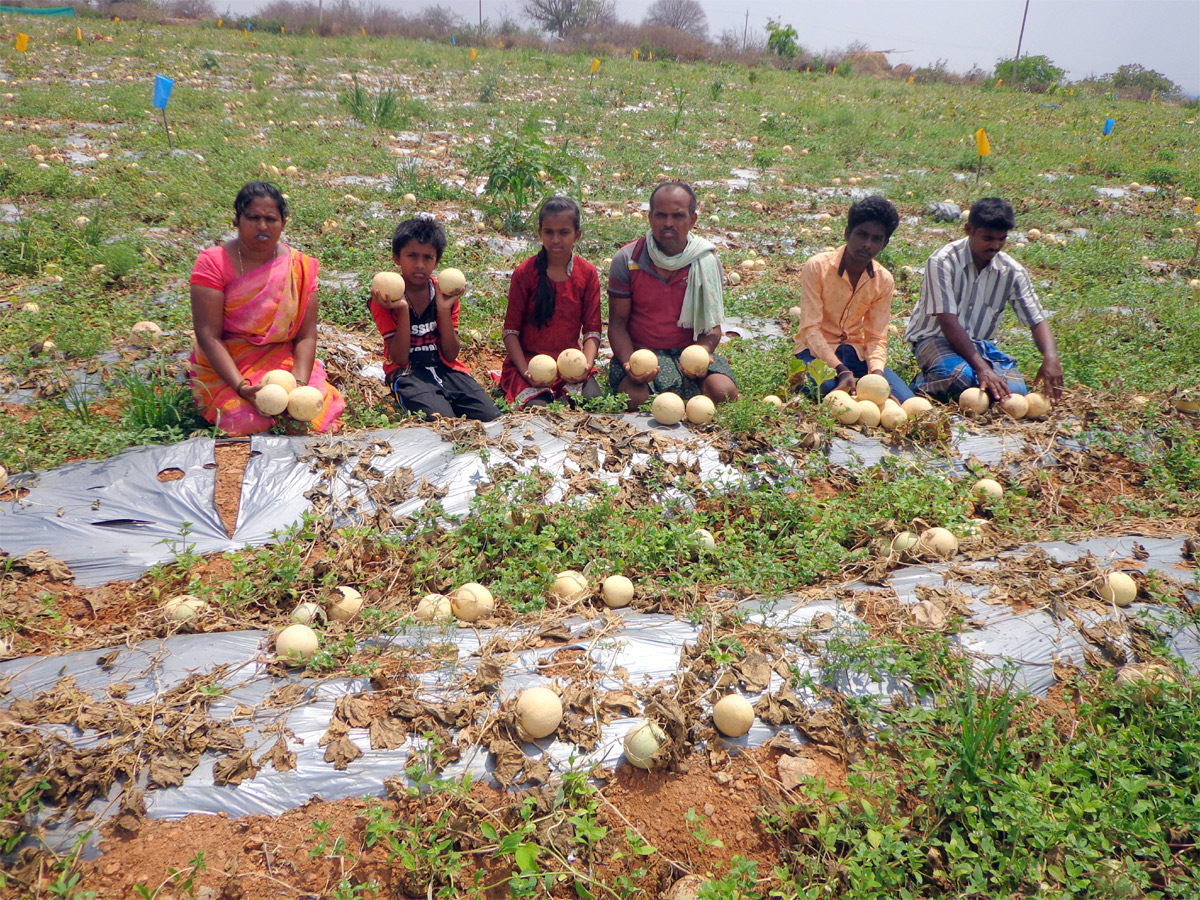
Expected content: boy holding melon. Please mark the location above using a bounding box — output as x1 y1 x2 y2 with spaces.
368 217 499 421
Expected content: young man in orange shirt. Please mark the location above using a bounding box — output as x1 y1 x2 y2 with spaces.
794 196 914 402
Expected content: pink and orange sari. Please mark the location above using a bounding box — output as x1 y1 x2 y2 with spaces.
189 247 344 436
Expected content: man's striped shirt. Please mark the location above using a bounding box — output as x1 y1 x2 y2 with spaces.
905 237 1046 345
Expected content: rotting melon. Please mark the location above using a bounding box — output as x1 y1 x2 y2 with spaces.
437 267 467 297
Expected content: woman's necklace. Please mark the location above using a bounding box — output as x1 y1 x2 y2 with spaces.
236 240 277 275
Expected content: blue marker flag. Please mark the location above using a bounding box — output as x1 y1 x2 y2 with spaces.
153 75 174 110
1102 118 1116 136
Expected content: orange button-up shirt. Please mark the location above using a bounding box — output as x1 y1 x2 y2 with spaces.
793 246 894 372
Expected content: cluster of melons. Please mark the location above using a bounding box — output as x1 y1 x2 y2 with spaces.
527 348 589 386
258 162 299 179
275 586 368 666
892 527 960 560
412 582 496 624
958 388 1051 420
254 369 324 422
823 374 917 431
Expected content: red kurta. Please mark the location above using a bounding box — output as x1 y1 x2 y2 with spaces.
500 254 602 403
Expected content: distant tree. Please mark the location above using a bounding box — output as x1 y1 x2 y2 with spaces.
521 0 612 35
994 54 1064 89
765 18 797 60
642 0 706 39
1107 64 1183 100
163 0 215 17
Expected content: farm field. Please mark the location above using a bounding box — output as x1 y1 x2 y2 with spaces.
2 17 1200 900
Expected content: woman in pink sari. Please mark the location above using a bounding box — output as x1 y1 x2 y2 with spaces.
189 182 343 436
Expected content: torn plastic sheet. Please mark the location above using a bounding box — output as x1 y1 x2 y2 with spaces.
4 536 1197 856
4 411 1053 589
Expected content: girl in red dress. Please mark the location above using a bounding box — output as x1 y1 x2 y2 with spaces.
501 197 602 407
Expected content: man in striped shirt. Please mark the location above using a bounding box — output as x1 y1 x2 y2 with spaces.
905 198 1063 402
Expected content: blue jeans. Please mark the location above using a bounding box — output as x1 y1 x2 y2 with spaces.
795 346 915 402
910 337 1026 400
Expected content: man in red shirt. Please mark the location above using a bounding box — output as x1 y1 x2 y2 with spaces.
608 182 739 412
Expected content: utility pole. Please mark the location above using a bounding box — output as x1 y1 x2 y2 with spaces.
479 0 482 28
1011 0 1030 90
742 9 748 52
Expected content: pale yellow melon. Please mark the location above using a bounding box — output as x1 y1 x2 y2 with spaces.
371 271 407 309
1000 394 1028 419
712 694 755 737
679 344 712 378
958 387 990 416
902 396 934 417
652 392 686 425
276 623 319 665
919 527 959 559
1098 571 1137 607
693 528 717 551
414 593 453 622
879 405 907 431
855 373 890 406
1025 392 1051 418
973 478 1003 501
164 594 208 622
517 686 563 739
287 385 324 422
437 267 467 297
262 368 298 393
628 348 659 378
824 390 860 424
557 348 588 380
601 575 635 608
762 395 784 408
255 383 291 416
857 400 882 427
527 354 558 386
291 602 325 625
328 586 364 622
451 582 495 621
685 395 716 425
550 571 588 603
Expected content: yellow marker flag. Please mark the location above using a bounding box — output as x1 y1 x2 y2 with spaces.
906 74 914 84
470 47 477 62
590 58 601 74
15 32 29 52
217 17 223 26
1194 200 1200 215
996 78 1003 87
361 27 366 36
648 51 653 61
975 127 991 157
1069 87 1074 95
75 26 82 41
113 15 120 22
280 25 285 33
633 49 639 60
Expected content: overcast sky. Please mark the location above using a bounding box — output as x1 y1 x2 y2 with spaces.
222 0 1200 96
